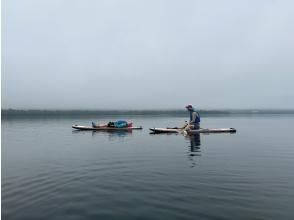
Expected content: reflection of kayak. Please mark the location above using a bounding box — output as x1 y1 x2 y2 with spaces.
149 128 236 134
72 125 143 131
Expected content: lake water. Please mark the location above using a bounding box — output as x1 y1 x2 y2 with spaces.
2 115 294 220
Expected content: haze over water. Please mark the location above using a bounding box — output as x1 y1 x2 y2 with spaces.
2 0 294 109
2 113 294 220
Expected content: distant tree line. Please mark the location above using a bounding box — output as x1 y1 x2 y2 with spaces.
2 109 294 119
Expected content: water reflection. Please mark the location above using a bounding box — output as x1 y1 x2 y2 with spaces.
92 130 132 136
148 132 202 167
186 134 201 168
95 130 132 142
72 130 133 141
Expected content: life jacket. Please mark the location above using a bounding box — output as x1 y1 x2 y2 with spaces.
113 120 128 128
107 120 131 128
190 108 200 124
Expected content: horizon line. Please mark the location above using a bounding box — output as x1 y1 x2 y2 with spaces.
2 108 294 112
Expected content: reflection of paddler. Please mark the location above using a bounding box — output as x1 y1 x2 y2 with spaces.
186 134 201 168
189 134 201 152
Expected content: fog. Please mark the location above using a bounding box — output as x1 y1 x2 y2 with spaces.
2 0 294 109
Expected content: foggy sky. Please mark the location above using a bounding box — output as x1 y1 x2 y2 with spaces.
2 0 294 109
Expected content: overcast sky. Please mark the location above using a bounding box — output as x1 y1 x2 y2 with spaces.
2 0 294 109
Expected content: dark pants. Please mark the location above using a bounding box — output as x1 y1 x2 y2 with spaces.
192 123 200 129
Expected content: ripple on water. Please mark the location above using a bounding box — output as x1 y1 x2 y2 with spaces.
2 116 294 220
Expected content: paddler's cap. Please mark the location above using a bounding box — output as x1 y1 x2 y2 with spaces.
185 104 193 109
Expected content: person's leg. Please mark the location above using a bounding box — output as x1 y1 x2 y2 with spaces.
184 124 193 131
194 123 200 130
181 122 188 129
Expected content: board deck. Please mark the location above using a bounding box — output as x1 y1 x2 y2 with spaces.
188 128 236 134
149 128 236 134
72 125 143 131
149 128 180 133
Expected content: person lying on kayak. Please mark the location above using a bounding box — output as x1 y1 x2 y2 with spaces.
92 120 132 128
182 104 200 130
107 120 129 128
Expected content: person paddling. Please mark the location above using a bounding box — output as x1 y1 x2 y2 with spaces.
183 104 201 131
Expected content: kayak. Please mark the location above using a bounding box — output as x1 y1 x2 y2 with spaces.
149 127 236 134
188 128 236 134
149 128 181 133
72 125 143 131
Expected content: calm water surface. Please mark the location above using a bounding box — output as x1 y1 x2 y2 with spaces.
2 115 294 220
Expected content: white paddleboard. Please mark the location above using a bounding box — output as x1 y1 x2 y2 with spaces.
149 127 236 134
